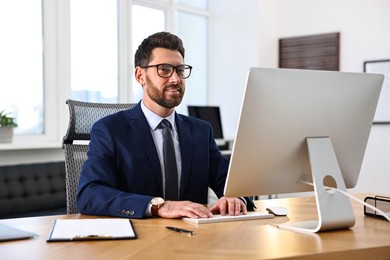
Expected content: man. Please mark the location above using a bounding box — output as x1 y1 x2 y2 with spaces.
77 32 253 219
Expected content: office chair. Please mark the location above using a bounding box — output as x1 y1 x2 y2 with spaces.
62 99 136 214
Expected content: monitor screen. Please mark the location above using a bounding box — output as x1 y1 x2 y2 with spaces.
224 68 383 198
188 106 224 139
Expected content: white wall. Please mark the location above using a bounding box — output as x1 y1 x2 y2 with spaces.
273 0 390 72
0 147 64 165
209 0 262 139
210 0 390 194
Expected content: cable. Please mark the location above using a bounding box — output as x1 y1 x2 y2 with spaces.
300 180 390 222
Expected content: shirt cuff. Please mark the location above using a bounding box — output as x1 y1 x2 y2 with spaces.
145 201 152 217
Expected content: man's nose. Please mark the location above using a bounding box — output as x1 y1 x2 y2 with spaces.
168 69 181 83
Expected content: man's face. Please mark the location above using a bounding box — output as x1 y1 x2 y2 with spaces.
141 48 186 110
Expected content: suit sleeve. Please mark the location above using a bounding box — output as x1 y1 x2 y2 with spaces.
76 119 152 219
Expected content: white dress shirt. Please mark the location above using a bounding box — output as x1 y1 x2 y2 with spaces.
140 101 182 198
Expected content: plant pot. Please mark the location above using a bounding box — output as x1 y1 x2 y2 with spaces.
0 127 14 143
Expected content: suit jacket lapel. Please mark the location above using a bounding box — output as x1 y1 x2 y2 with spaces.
127 103 164 194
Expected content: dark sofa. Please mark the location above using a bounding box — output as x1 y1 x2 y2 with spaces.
0 161 67 219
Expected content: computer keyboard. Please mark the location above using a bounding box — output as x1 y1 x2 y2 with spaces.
182 211 274 224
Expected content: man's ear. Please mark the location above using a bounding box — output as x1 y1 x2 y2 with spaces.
134 66 145 86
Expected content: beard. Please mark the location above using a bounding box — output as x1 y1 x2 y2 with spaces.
145 76 185 109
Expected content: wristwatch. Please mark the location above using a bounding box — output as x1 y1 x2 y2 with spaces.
151 197 165 216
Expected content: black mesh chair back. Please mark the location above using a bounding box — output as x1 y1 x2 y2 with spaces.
62 99 136 214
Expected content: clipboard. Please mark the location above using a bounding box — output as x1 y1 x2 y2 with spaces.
47 219 137 242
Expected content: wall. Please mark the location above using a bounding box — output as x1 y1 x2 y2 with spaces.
208 0 262 139
0 145 64 166
210 0 390 194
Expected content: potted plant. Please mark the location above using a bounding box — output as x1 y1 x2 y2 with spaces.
0 109 18 143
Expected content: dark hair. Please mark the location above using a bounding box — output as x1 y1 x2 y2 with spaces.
134 32 185 68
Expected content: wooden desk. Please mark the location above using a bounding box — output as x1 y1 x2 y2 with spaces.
1 195 390 259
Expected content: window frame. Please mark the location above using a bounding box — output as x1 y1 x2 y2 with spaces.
8 0 69 147
2 0 209 150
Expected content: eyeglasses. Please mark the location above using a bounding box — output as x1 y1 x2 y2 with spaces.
141 63 192 79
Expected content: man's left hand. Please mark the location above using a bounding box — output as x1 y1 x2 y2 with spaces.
209 197 247 216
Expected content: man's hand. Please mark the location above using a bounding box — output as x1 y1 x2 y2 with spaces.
209 197 247 216
157 201 214 219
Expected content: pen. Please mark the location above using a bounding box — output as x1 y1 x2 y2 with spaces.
165 226 194 235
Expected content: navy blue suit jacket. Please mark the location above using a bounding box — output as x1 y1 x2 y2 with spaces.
77 102 230 218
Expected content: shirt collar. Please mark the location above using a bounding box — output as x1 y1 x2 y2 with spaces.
141 100 176 131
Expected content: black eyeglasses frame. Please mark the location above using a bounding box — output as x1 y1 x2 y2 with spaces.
141 63 193 79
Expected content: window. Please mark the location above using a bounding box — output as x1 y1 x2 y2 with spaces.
131 5 165 102
0 0 209 144
0 0 44 135
175 11 208 114
70 0 118 103
131 1 209 115
176 0 208 9
70 0 209 110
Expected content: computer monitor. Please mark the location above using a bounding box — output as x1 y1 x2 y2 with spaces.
188 106 224 139
224 67 383 232
188 105 230 151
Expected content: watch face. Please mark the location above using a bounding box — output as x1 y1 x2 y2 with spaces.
152 197 164 206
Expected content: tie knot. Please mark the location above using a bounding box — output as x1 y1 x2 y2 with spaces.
159 119 172 129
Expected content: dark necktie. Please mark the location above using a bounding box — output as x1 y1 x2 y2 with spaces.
159 119 179 200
